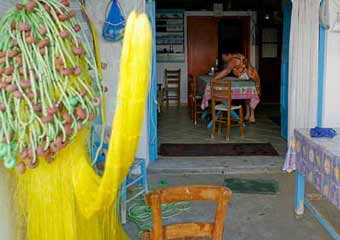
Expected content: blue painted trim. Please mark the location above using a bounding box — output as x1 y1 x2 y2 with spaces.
305 200 340 240
317 23 326 127
280 1 292 140
146 1 158 164
294 171 305 215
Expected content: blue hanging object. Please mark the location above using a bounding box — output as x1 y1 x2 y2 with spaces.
102 0 125 42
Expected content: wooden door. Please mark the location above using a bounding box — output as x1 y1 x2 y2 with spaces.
187 17 219 77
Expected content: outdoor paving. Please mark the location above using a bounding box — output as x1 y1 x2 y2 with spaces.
124 173 340 240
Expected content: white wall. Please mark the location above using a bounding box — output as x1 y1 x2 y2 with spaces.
87 0 149 162
323 2 340 127
0 2 21 239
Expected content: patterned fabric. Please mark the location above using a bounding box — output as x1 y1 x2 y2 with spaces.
197 75 260 110
248 65 261 95
285 129 340 209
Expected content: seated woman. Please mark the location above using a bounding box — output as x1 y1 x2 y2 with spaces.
212 51 260 123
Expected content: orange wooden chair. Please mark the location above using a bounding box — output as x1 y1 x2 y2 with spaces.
210 80 244 141
142 185 232 240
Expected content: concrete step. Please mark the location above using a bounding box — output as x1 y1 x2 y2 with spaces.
148 156 285 175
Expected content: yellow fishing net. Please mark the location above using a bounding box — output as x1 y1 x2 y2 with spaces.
14 11 152 240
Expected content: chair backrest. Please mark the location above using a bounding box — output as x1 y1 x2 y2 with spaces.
165 69 181 88
210 79 232 105
145 185 232 240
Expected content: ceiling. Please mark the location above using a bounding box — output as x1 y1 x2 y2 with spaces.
156 0 283 11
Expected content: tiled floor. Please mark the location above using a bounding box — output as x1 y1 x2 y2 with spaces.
152 105 287 175
158 105 287 155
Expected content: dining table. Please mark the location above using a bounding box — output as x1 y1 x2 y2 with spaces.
197 75 260 110
284 128 340 239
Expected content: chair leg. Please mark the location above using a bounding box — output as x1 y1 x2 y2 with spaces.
218 112 223 135
189 100 193 119
120 179 127 224
239 106 244 137
160 92 164 112
178 89 181 108
211 109 216 139
226 110 231 141
166 90 169 107
193 102 198 125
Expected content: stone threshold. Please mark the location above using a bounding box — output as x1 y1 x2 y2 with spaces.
148 156 285 175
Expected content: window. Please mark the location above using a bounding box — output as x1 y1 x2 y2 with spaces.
262 28 279 58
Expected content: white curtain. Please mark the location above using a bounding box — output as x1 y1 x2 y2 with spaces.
283 0 320 172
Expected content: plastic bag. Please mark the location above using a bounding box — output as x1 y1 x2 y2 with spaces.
102 0 125 41
328 0 340 32
331 12 340 32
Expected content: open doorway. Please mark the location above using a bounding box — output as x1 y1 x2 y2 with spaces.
218 18 248 64
155 1 287 160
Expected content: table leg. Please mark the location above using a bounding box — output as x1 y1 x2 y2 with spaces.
295 171 305 216
304 199 340 240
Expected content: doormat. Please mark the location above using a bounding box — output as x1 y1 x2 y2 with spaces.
159 143 279 156
224 178 279 194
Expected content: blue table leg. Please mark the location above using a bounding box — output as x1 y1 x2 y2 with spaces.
295 171 340 239
304 199 340 240
295 171 305 216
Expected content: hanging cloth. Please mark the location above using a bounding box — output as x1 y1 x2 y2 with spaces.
283 0 320 172
102 0 125 41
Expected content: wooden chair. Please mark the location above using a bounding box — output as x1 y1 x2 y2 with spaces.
210 80 244 141
164 69 181 107
157 83 164 113
188 75 203 125
142 185 232 240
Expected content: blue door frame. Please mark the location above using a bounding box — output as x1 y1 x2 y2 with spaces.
281 0 326 139
146 0 158 164
318 11 326 127
280 1 292 140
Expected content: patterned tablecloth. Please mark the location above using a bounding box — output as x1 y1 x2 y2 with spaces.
197 75 260 110
287 129 340 209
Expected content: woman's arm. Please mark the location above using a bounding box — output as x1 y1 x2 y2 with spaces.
212 60 236 81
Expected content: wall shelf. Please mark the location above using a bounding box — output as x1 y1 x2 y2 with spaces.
156 9 185 62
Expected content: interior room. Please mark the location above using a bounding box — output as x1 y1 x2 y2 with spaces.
156 0 287 159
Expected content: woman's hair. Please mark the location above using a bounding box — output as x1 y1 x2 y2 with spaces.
221 45 242 55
